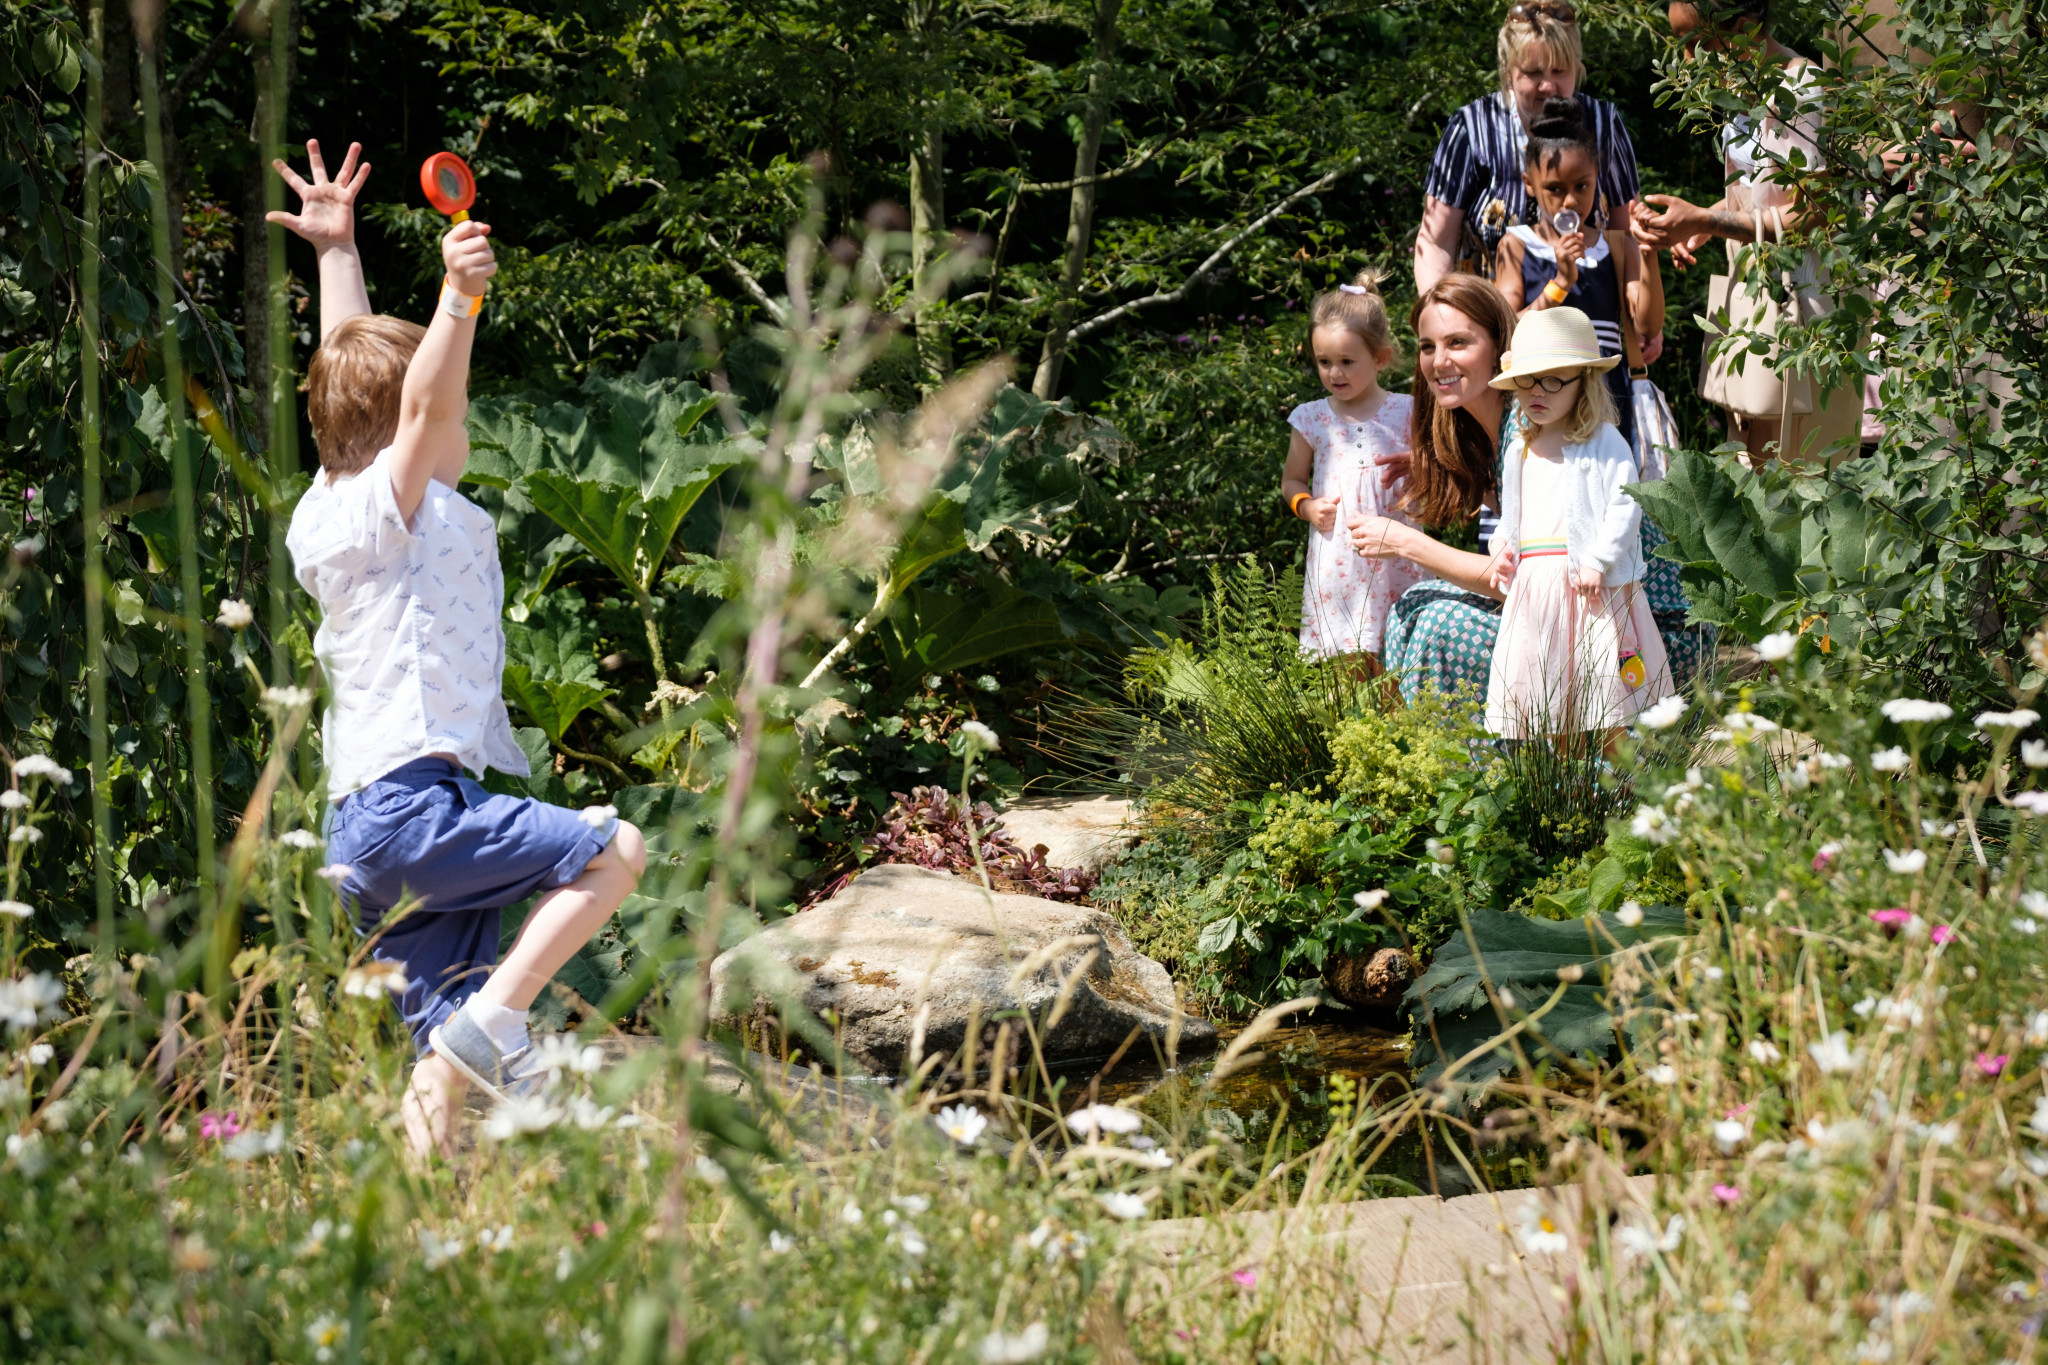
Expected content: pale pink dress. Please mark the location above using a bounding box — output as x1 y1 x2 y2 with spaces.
1290 393 1423 658
1484 448 1672 738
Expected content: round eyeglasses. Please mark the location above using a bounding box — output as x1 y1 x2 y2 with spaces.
1510 373 1581 393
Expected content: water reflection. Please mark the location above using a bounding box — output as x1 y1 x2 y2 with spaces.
1067 1014 1535 1199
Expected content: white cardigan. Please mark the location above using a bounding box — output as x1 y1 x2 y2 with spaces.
1489 421 1644 587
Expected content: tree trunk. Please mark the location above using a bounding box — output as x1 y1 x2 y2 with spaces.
905 0 951 387
242 0 297 437
1031 0 1123 400
907 130 949 385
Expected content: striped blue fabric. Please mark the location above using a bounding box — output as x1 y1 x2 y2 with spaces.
1422 92 1643 273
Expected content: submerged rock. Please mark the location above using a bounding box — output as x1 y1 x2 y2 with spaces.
709 863 1214 1074
1323 947 1417 1012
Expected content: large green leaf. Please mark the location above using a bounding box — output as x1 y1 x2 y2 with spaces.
882 583 1072 677
502 663 611 745
467 373 744 599
1406 905 1689 1091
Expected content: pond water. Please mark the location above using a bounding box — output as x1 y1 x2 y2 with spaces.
1061 1012 1535 1199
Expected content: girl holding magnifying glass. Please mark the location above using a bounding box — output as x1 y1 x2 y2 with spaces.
1492 97 1662 451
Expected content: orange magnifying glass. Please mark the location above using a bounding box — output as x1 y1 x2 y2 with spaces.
419 151 477 223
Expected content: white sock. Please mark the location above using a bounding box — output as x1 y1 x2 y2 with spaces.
464 998 531 1058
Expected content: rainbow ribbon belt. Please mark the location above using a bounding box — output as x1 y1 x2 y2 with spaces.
1517 536 1568 557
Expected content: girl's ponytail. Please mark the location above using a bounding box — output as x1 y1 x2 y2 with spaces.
1309 269 1397 362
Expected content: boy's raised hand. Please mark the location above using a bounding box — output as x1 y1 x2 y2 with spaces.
268 139 369 249
443 220 497 297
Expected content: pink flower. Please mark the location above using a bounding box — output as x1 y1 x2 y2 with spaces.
1813 844 1841 873
1977 1052 2009 1077
1931 925 1957 945
1232 1268 1257 1287
1712 1183 1742 1205
1870 908 1913 937
1725 1101 1755 1120
198 1111 242 1140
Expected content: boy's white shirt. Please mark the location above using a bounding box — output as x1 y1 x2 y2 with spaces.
285 447 530 799
1490 421 1644 586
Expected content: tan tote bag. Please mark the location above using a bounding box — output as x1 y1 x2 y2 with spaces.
1699 203 1831 420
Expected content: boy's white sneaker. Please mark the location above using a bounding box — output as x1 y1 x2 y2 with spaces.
428 1004 541 1102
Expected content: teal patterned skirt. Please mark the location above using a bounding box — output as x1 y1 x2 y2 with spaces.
1383 570 1716 704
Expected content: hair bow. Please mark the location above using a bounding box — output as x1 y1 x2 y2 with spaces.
1338 284 1369 296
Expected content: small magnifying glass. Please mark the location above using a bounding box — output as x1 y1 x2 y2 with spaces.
419 151 477 223
1551 207 1590 268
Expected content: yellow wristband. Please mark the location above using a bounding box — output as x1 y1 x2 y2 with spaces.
1542 278 1570 305
1289 492 1311 519
440 277 485 319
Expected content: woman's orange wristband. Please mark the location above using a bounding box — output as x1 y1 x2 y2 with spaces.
1289 492 1311 519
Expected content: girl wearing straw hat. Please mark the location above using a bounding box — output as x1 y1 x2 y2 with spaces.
1482 307 1673 739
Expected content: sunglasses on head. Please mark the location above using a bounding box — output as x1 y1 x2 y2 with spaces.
1511 372 1583 392
1507 1 1577 25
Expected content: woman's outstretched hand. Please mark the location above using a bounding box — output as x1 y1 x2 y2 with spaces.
1348 514 1409 560
1630 194 1711 267
1373 449 1413 489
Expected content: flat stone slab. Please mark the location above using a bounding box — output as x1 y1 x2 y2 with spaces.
1136 1175 1655 1363
708 863 1214 1075
1000 794 1136 874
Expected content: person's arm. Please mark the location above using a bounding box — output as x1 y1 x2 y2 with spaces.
268 139 373 339
1623 233 1664 360
1280 429 1338 533
1349 516 1506 601
389 221 497 520
1414 197 1464 292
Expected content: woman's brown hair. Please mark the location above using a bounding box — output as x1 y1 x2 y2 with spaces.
306 314 427 476
1403 274 1517 527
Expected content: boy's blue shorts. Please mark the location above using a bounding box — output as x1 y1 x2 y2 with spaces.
325 757 619 1050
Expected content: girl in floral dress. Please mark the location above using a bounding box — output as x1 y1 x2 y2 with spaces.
1278 272 1423 661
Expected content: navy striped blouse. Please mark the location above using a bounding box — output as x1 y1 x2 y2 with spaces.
1422 92 1642 274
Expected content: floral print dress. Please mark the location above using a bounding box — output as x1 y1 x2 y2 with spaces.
1289 393 1423 659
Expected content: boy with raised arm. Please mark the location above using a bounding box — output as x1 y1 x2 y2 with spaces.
271 141 647 1158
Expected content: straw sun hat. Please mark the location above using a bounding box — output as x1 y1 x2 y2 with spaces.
1488 306 1620 389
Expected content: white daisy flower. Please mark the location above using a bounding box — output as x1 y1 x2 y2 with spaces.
1635 695 1688 731
1808 1031 1863 1074
1884 848 1928 874
1097 1190 1151 1221
936 1103 987 1147
1513 1203 1570 1254
1616 900 1645 928
1753 631 1796 662
1065 1104 1143 1138
1747 1038 1783 1064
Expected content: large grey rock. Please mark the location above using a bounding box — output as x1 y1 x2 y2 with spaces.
709 864 1214 1075
999 794 1136 874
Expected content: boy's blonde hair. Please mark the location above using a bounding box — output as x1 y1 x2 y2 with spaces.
1498 7 1586 99
1308 270 1396 362
306 314 427 476
1535 365 1617 444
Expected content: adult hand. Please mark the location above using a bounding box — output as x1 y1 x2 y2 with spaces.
268 139 369 250
1630 194 1708 255
1374 449 1413 490
1642 332 1665 367
442 220 497 298
1348 514 1410 560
